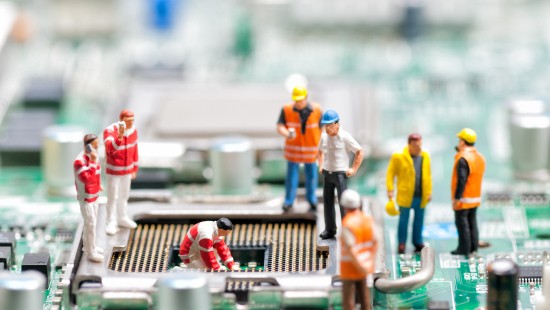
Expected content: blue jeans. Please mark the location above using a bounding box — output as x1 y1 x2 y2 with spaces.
284 161 318 206
398 197 424 246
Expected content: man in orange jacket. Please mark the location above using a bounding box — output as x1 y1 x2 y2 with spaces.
451 128 485 256
277 86 322 212
340 189 377 310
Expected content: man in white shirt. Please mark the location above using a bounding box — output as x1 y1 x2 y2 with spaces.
318 110 364 239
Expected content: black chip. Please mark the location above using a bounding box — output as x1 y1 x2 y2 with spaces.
0 247 11 269
22 253 51 288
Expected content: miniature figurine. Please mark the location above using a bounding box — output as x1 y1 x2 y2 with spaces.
179 218 236 271
73 134 104 263
276 86 323 212
103 109 139 235
386 133 432 254
340 189 377 310
451 128 485 256
318 110 364 239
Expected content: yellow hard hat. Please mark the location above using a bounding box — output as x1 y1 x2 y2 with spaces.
456 128 477 144
292 86 308 101
385 200 399 216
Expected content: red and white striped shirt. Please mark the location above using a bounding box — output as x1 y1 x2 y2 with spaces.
74 152 101 203
103 123 139 175
179 221 234 270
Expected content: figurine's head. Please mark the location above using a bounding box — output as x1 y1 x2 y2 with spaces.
119 109 135 129
456 128 476 151
216 218 233 237
292 86 308 109
408 133 422 156
83 134 98 152
321 110 340 136
341 189 362 212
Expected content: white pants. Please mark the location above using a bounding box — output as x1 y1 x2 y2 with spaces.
79 201 98 253
106 174 132 224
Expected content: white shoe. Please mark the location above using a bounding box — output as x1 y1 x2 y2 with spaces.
106 221 118 235
118 217 137 229
88 251 104 263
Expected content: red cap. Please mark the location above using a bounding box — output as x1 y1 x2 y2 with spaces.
119 109 134 120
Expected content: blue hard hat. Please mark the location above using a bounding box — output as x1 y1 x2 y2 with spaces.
321 110 340 125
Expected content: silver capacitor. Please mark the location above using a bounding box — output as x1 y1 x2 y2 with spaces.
209 136 254 195
42 125 86 196
0 270 46 310
157 274 211 310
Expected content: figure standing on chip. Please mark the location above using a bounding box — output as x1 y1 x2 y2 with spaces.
104 109 139 235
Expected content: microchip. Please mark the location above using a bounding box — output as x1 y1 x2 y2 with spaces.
518 265 543 284
22 252 51 288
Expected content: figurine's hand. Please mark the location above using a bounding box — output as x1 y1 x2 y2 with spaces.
118 122 125 139
100 185 104 192
387 191 394 199
427 195 432 202
452 199 461 209
345 168 356 177
319 167 324 174
90 151 98 163
131 172 137 180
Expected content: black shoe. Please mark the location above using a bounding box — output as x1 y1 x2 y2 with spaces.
308 202 317 212
282 204 292 212
398 243 405 254
451 249 468 256
414 244 426 253
319 230 336 239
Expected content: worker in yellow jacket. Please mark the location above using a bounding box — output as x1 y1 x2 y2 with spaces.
386 134 432 254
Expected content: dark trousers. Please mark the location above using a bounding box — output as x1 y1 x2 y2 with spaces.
323 170 348 232
454 207 479 254
342 279 371 310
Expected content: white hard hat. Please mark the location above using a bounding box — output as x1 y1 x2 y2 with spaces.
340 189 361 209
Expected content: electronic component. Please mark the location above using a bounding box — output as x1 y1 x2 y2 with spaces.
21 76 65 110
0 232 16 264
0 247 11 269
0 271 46 310
158 274 211 310
428 300 450 310
487 259 518 310
131 169 172 189
21 253 51 288
42 125 85 196
0 109 56 166
518 265 543 284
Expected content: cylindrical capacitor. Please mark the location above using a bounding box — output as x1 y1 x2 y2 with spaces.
209 136 254 195
0 270 45 310
487 259 518 310
42 125 86 196
157 274 210 310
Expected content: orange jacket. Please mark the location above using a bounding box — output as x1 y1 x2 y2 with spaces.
451 147 485 210
340 210 377 280
283 103 322 163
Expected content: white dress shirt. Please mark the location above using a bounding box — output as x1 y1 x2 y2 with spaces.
319 127 362 172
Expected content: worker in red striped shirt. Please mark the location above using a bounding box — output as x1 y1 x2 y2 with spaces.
179 218 236 270
74 134 104 263
103 109 139 235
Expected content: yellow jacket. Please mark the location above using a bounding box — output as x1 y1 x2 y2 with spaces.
386 146 432 208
